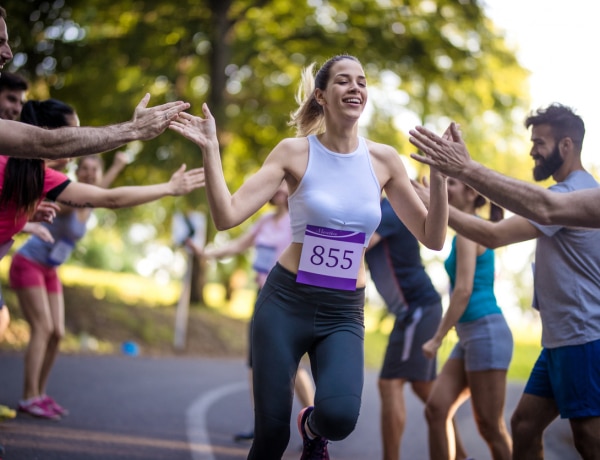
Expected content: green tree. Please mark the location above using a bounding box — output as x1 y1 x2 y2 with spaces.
6 0 532 304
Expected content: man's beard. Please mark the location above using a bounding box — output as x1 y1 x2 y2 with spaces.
533 143 564 181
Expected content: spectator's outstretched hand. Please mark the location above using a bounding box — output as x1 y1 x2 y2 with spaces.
22 223 54 243
409 122 471 178
168 165 205 196
31 201 60 224
113 151 129 168
169 103 218 150
131 93 191 141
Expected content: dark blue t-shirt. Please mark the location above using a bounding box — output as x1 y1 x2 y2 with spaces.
365 198 440 317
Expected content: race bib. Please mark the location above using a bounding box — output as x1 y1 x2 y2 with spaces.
47 238 75 266
297 225 365 291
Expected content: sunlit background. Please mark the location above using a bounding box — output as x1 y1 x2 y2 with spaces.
5 0 595 341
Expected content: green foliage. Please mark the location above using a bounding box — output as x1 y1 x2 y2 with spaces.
6 0 532 274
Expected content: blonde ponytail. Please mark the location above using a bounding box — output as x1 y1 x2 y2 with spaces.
288 63 325 137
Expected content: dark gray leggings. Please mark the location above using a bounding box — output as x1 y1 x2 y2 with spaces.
247 263 365 460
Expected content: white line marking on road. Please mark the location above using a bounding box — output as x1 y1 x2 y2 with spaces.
186 381 248 460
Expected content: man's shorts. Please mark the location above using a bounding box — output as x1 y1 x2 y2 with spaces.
450 313 513 372
379 302 442 381
524 339 600 419
9 253 62 293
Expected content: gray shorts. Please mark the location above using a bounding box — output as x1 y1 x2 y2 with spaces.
379 301 442 381
450 313 513 372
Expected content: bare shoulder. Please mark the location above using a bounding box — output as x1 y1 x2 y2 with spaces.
272 137 309 155
268 136 309 167
364 138 404 172
364 138 407 188
364 138 399 160
264 137 309 188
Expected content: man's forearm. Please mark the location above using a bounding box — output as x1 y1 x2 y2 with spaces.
457 161 555 224
448 206 501 248
15 122 136 159
0 95 188 160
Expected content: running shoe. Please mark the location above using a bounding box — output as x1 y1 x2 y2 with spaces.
18 398 60 420
0 405 16 421
41 396 69 417
297 406 329 460
233 429 254 441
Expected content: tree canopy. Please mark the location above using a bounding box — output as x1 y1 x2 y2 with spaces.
6 0 532 276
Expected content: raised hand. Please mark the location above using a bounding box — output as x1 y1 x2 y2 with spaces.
130 93 191 141
169 103 218 149
31 201 60 224
168 165 206 196
22 222 54 243
408 122 471 178
112 151 129 168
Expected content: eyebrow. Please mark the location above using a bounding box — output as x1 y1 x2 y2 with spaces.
335 73 367 80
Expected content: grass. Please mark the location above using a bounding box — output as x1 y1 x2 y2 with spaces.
0 259 541 380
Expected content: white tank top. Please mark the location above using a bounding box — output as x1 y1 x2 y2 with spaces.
288 135 381 247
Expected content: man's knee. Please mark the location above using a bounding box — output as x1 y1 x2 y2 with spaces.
511 407 544 443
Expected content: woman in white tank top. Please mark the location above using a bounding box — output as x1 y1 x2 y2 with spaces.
171 54 449 460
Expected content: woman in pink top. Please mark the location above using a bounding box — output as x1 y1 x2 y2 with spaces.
0 99 204 421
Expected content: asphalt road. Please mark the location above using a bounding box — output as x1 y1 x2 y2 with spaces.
0 352 580 459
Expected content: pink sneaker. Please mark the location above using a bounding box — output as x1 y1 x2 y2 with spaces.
297 406 329 460
18 398 60 420
41 396 69 417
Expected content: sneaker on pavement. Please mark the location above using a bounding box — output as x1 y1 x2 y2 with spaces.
41 396 69 417
0 405 16 421
297 406 329 460
233 429 254 442
18 398 60 420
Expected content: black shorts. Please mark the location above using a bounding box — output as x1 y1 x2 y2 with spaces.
379 301 442 381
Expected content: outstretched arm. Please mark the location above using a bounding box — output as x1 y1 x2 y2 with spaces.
0 94 190 159
446 159 600 228
169 104 288 230
412 178 538 248
377 142 447 251
99 151 129 188
187 229 256 259
54 165 205 209
408 122 600 227
423 235 476 359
